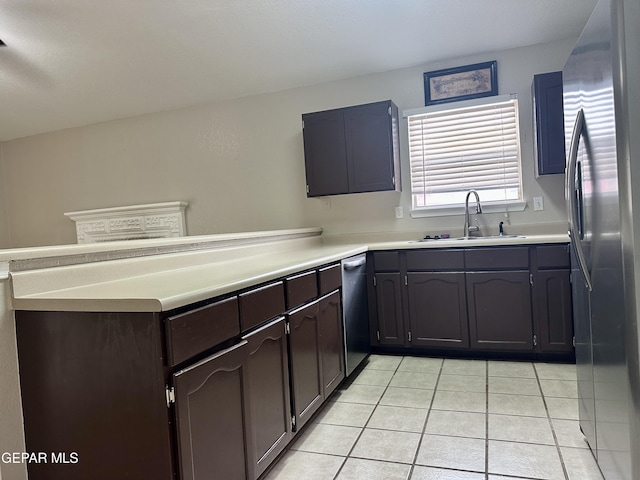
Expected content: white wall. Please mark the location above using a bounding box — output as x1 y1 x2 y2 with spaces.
0 38 576 248
0 146 10 248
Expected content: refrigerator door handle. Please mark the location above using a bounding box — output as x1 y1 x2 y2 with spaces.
566 108 593 291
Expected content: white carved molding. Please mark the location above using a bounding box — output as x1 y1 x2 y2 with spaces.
65 202 188 243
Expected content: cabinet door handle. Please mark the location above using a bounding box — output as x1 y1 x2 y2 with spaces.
529 273 534 286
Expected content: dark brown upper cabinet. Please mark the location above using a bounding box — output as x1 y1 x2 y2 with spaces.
302 100 401 197
533 71 566 176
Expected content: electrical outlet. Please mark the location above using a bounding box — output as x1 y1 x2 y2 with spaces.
395 206 404 219
533 196 544 211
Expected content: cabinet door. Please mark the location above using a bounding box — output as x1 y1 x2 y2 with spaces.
535 269 574 352
244 317 292 479
407 272 469 348
319 291 345 397
288 300 323 430
302 109 349 196
533 71 565 175
173 341 252 480
466 271 534 351
344 101 398 193
374 273 406 345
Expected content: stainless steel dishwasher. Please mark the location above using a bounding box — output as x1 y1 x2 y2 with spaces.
341 253 370 376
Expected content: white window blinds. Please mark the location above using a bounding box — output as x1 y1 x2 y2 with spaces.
408 98 523 209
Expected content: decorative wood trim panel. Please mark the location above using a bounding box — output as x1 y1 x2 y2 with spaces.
64 202 188 243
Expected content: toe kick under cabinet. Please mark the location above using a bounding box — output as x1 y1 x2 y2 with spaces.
368 244 574 359
15 263 345 480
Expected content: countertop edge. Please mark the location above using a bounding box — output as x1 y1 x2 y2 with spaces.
365 234 569 250
10 234 568 313
12 245 367 313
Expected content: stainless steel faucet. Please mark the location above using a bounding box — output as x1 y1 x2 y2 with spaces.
463 190 482 237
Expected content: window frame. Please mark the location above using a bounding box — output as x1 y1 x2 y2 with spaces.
404 95 526 217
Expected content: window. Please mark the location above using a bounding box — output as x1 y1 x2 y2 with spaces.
407 96 523 211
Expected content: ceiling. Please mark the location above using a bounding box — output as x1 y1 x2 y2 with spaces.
0 0 597 142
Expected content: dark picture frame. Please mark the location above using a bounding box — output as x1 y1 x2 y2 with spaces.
424 60 498 106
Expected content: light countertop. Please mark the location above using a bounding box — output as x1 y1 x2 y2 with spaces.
9 229 569 313
366 233 569 250
11 240 366 312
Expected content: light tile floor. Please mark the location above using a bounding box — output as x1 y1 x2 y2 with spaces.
263 355 605 480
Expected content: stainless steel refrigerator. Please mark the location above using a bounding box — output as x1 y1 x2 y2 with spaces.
563 0 640 479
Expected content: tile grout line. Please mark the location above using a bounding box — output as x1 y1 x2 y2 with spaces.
330 355 405 480
533 362 571 480
277 359 591 480
485 360 490 480
323 358 578 480
406 356 445 480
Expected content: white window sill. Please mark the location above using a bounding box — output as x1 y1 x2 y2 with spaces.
410 201 527 218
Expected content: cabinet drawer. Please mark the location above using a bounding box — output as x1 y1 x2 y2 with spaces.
536 244 570 268
465 247 529 270
166 296 240 367
286 270 319 309
240 282 286 331
319 264 342 295
406 249 464 271
373 251 400 271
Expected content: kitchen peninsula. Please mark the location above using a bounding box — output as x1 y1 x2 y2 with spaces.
5 227 571 480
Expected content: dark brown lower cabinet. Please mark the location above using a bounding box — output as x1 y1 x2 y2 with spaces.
466 271 534 351
407 272 469 348
319 291 345 397
535 269 574 352
16 264 347 480
244 317 293 478
288 291 344 431
173 340 253 480
288 299 324 430
369 246 573 357
374 272 405 345
15 311 174 480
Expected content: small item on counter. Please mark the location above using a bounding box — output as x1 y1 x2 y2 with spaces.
441 233 450 239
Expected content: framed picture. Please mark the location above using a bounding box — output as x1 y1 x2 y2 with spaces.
424 61 498 106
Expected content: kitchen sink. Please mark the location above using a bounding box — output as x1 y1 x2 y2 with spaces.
411 234 526 243
451 235 525 240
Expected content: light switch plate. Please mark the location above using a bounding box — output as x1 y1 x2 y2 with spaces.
533 196 544 211
395 206 404 219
